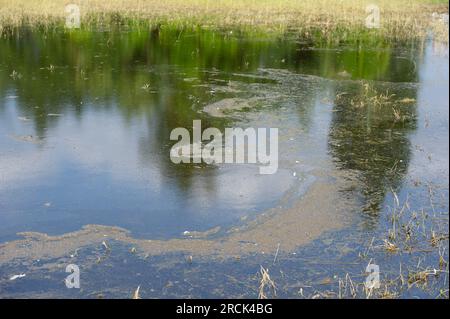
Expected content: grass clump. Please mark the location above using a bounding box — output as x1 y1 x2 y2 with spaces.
0 0 448 42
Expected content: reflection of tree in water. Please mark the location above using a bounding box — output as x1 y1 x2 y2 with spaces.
0 28 277 198
328 82 418 219
0 28 296 136
0 27 422 204
136 80 225 198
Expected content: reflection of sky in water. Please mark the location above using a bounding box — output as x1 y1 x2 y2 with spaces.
409 42 449 183
0 96 296 241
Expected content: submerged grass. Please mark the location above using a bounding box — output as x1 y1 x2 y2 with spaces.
0 0 448 42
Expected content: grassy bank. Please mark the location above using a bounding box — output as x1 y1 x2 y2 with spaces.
0 0 448 41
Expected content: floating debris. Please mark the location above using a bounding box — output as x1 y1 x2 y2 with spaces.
9 134 42 144
202 97 259 117
273 243 281 264
69 249 79 258
102 240 110 251
9 274 26 281
182 226 220 239
383 239 399 253
141 83 151 90
132 286 141 299
10 70 21 80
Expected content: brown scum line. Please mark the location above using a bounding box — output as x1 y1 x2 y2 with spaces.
0 178 354 264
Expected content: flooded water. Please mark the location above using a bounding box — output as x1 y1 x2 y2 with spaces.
0 28 448 298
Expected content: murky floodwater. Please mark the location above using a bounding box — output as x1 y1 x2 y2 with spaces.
0 28 448 298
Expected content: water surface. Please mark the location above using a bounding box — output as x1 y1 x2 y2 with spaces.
0 28 448 298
